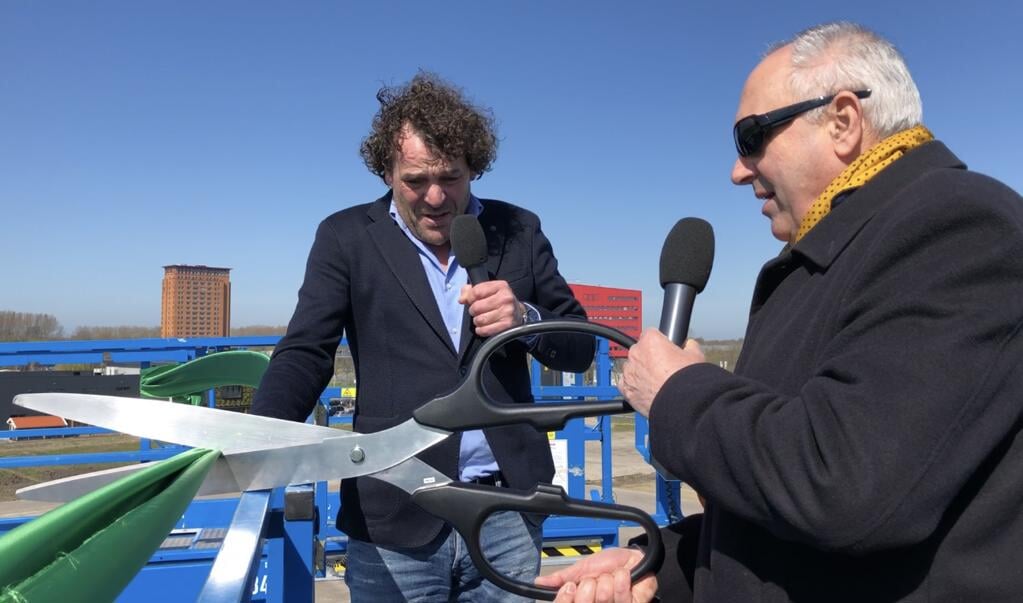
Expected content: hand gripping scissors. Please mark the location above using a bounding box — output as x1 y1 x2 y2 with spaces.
15 320 663 600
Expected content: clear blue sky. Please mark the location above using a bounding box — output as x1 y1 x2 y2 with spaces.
3 1 1021 340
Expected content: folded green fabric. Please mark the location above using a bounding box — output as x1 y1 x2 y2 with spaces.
0 448 220 602
140 350 269 405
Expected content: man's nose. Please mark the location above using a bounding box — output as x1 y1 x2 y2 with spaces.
424 183 446 206
731 156 755 186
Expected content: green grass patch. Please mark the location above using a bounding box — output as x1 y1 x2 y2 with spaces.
0 434 142 501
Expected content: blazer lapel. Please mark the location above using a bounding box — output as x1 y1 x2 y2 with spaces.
366 195 455 354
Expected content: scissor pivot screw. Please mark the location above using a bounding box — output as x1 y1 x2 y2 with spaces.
350 446 365 463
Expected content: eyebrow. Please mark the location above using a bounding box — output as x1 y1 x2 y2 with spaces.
401 167 464 181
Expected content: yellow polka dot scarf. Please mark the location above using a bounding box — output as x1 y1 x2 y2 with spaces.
795 125 934 243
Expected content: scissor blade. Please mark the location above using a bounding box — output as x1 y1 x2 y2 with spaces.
220 418 450 490
16 418 452 501
367 455 453 495
14 393 341 453
17 458 243 502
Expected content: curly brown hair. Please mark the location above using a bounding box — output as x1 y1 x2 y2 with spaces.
360 72 498 182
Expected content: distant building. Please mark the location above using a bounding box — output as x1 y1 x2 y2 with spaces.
161 265 231 337
568 284 642 358
7 415 67 431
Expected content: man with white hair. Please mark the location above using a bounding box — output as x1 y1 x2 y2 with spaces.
539 21 1023 602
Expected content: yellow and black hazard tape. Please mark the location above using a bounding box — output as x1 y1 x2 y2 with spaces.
328 543 601 575
541 543 602 558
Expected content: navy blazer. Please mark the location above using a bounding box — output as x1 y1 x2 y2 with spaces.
649 141 1023 601
251 194 594 547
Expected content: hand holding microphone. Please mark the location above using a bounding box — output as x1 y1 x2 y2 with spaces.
451 214 528 337
620 218 715 417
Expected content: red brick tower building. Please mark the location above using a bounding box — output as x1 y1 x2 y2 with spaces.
161 265 231 337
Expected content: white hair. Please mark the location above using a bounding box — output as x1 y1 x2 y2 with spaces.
769 22 923 137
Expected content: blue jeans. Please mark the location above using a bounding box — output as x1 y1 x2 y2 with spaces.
344 511 543 602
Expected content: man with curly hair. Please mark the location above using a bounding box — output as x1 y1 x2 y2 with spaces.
251 72 594 601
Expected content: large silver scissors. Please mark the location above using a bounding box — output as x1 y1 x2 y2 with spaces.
15 320 663 600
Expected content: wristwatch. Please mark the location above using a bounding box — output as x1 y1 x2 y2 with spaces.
520 303 540 326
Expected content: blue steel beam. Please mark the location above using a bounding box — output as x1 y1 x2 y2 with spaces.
0 426 110 439
110 351 196 363
0 447 182 469
197 490 272 603
0 336 281 354
0 336 282 366
1 353 104 365
265 487 315 602
534 385 621 399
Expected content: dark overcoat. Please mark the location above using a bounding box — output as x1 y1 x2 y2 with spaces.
651 142 1023 602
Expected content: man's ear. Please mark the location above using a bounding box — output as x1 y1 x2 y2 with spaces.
829 91 867 160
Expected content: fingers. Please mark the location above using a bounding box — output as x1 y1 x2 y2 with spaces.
633 573 659 602
553 581 577 603
540 549 653 603
621 329 707 417
536 571 569 589
613 567 632 601
536 549 627 590
557 572 632 603
461 280 522 337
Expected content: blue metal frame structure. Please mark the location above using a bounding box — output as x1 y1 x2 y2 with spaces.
196 489 272 602
0 336 279 367
1 335 680 601
634 414 685 524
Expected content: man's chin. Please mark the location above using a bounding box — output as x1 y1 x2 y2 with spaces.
769 222 792 243
413 228 449 247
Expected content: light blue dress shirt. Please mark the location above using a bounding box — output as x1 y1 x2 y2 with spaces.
389 195 500 481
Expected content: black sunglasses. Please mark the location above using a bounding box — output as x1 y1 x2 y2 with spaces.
733 89 872 157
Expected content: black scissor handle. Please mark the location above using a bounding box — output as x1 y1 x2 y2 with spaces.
414 320 637 432
411 481 664 601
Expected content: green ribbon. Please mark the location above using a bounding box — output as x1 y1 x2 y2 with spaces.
0 447 220 602
140 350 269 405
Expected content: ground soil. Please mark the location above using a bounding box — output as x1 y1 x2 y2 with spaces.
0 434 139 500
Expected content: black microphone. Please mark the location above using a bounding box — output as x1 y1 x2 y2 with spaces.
451 214 490 285
659 218 715 345
651 218 715 487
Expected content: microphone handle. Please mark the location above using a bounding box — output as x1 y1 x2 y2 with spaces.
658 283 697 345
652 282 697 484
466 265 490 286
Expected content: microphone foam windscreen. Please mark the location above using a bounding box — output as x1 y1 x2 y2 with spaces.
659 217 715 292
451 214 489 268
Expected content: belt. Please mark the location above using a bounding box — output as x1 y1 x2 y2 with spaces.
468 472 505 487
